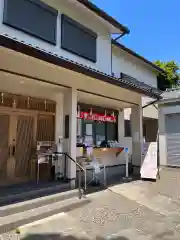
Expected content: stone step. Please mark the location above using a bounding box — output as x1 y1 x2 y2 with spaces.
0 182 70 207
0 194 90 234
0 189 79 217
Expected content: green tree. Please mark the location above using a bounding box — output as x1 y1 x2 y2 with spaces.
154 60 180 91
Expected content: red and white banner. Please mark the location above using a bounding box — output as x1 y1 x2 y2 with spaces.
77 111 116 123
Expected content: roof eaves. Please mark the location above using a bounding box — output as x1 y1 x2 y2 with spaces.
76 0 130 34
0 34 162 100
120 73 163 99
112 39 165 74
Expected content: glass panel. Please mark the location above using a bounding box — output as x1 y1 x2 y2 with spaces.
106 122 116 141
77 118 82 136
95 122 105 146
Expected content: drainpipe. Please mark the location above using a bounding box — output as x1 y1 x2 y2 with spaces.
114 32 127 41
142 99 159 109
111 32 128 75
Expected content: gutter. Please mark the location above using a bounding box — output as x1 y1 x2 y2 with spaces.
76 0 130 34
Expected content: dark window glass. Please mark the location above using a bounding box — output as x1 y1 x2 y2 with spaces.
64 115 69 139
61 14 97 62
106 122 116 141
124 120 131 137
3 0 57 44
95 122 106 145
143 122 146 138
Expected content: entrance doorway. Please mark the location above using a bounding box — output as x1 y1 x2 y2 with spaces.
0 105 55 186
0 110 36 185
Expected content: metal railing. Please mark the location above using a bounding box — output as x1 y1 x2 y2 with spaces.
64 153 87 195
37 152 107 197
64 153 107 196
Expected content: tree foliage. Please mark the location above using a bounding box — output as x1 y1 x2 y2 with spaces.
154 60 180 91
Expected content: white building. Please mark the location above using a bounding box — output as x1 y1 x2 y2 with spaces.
112 40 164 151
158 89 180 167
0 0 162 187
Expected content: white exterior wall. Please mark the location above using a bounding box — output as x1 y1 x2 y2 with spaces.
0 0 112 75
159 103 180 166
112 45 159 154
158 106 167 166
112 45 158 120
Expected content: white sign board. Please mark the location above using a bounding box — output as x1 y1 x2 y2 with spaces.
140 142 158 180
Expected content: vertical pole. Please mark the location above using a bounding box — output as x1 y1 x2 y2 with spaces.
125 148 129 178
104 165 107 186
64 153 67 181
125 153 129 178
84 168 87 191
37 162 39 184
78 167 81 190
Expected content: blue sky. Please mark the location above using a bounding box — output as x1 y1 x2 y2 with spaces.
92 0 180 63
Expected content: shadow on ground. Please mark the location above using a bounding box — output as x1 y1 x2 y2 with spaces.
20 233 129 240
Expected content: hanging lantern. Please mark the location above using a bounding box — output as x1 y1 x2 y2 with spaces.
1 93 4 104
90 108 92 116
105 110 107 116
111 111 115 117
44 100 47 110
12 99 16 108
27 97 30 108
77 105 81 118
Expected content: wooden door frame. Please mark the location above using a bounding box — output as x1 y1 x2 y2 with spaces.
0 105 56 185
0 106 55 144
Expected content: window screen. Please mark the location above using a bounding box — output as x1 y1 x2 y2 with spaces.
61 14 97 62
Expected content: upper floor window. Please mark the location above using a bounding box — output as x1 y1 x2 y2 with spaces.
61 14 97 62
3 0 57 45
124 120 131 137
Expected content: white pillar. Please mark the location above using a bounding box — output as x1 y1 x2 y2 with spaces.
63 88 77 187
55 94 64 142
118 109 125 142
55 93 64 179
131 105 143 175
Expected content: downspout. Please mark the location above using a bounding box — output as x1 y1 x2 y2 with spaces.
114 32 127 41
111 32 127 75
142 99 159 109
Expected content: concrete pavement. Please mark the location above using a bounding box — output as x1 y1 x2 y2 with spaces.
1 167 180 239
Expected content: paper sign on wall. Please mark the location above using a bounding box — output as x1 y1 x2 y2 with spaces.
86 124 92 135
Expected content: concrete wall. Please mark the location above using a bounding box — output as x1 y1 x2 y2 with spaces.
0 0 112 75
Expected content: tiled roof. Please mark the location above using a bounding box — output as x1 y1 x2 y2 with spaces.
161 87 180 100
121 73 162 98
0 34 162 99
